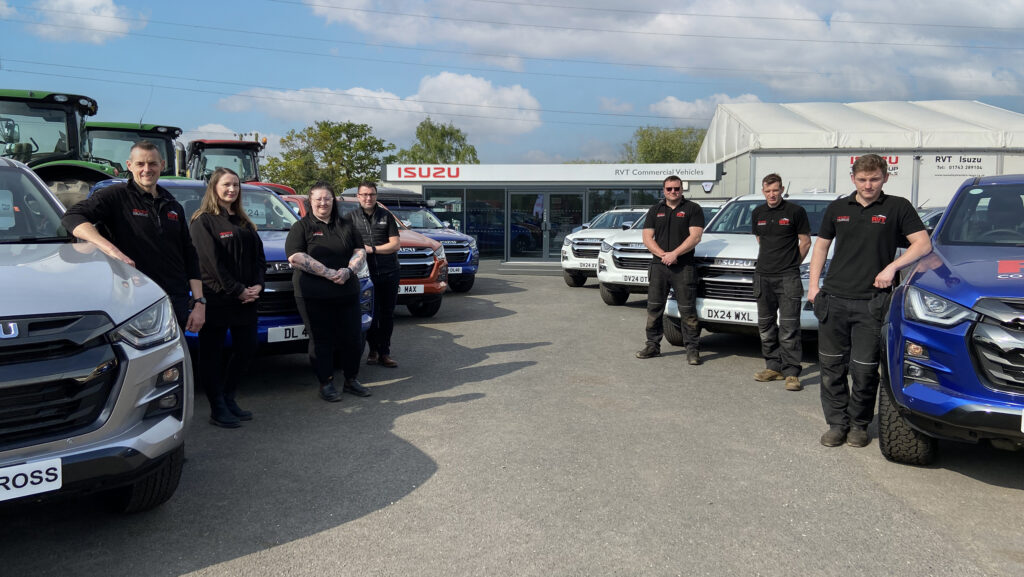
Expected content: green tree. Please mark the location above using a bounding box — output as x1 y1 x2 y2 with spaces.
262 120 397 193
621 126 706 163
396 117 479 164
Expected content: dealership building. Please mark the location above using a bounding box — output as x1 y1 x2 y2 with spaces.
382 163 720 260
696 100 1024 207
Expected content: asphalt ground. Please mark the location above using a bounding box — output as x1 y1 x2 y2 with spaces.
2 271 1023 577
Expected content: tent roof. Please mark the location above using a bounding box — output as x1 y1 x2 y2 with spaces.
696 100 1024 163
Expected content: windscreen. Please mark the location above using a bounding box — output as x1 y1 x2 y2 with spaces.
0 166 68 243
589 210 645 229
169 184 299 231
389 207 445 229
0 101 73 164
705 199 834 235
938 184 1024 246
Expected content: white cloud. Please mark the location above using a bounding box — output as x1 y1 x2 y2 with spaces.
650 94 761 126
599 98 633 114
30 0 141 44
217 72 542 143
0 2 16 17
302 0 1024 101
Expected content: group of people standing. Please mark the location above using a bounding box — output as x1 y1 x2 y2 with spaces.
61 141 402 429
638 154 931 448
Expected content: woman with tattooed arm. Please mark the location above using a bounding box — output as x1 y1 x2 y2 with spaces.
285 182 370 402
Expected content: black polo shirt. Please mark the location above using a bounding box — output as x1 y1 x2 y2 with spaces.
285 213 363 300
752 199 810 275
345 205 399 275
61 179 200 297
643 198 705 265
818 191 924 299
190 212 266 301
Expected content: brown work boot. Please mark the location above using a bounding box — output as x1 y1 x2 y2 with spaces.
754 369 784 382
366 351 379 365
378 354 398 368
784 376 803 391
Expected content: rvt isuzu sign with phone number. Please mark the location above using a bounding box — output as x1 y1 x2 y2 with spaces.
385 163 718 183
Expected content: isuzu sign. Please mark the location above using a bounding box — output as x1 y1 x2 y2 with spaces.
385 163 719 183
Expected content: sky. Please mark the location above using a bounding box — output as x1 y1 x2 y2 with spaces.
3 0 1024 164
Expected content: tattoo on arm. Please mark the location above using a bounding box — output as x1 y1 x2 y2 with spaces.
290 253 333 278
348 249 366 271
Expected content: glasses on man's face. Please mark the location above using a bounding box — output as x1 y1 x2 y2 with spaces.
664 187 681 192
357 193 377 198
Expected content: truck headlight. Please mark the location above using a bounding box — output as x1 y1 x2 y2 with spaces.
563 237 572 247
433 245 446 260
600 241 613 253
112 297 179 350
904 286 977 327
469 238 477 250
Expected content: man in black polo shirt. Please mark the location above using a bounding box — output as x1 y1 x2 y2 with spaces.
345 181 402 367
62 140 205 332
807 154 931 448
752 173 810 392
636 175 705 364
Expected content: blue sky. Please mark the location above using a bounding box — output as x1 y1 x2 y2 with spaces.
3 0 1024 163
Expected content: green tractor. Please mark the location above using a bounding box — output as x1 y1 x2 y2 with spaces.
85 122 187 180
0 89 121 208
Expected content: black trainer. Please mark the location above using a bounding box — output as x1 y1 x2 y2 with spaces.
209 408 241 429
635 345 660 359
847 427 870 448
343 378 372 397
820 426 848 447
319 380 343 403
225 399 253 421
687 350 702 365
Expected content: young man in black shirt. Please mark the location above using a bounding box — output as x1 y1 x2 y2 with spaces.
62 141 205 332
751 174 810 391
345 182 402 367
636 175 705 364
807 154 931 448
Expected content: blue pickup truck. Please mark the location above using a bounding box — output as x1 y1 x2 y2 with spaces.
92 179 374 351
880 175 1024 465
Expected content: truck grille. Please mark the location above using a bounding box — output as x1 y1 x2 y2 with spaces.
445 248 470 264
972 315 1024 394
571 238 603 259
257 273 297 316
0 313 118 450
398 248 436 279
697 261 756 302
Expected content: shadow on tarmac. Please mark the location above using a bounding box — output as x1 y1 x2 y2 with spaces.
0 297 545 576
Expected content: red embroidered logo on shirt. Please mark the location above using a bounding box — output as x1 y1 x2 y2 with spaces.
131 209 148 217
757 220 768 226
313 231 324 236
675 211 686 217
655 212 666 218
167 211 179 221
836 216 850 223
779 218 790 225
219 231 233 239
871 215 887 224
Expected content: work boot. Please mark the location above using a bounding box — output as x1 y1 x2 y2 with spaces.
343 378 372 397
846 427 870 448
319 379 343 403
378 354 398 368
225 398 253 421
754 369 784 382
784 376 803 392
635 344 660 359
209 399 241 429
366 351 379 365
687 350 702 365
820 426 848 447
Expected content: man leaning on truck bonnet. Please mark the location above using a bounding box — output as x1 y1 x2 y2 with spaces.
61 140 206 332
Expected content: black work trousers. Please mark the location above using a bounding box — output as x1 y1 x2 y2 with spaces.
295 296 362 385
755 273 803 377
197 320 257 413
814 292 888 430
367 268 400 356
645 262 700 353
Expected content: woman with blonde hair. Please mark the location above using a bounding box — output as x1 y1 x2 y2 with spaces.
190 167 265 428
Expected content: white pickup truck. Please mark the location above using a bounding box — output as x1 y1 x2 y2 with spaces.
561 207 648 288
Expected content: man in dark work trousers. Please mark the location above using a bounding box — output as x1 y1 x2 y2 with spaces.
751 173 810 392
346 181 402 368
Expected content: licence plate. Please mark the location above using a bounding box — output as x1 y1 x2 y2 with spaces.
0 458 62 502
702 307 755 323
623 274 647 283
578 262 597 269
400 284 425 294
268 324 308 343
448 266 462 274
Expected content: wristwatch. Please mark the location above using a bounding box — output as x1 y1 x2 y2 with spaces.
190 297 207 307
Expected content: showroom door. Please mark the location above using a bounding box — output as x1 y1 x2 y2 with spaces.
508 192 583 260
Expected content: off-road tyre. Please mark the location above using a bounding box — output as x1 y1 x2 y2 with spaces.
407 298 443 318
664 316 685 347
104 445 185 513
563 271 587 287
599 283 629 306
449 275 475 293
47 179 92 209
878 379 937 466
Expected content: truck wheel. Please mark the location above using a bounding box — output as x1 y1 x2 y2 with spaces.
449 275 475 293
878 377 937 465
407 298 443 318
104 445 185 513
664 317 685 346
599 283 629 306
563 271 586 287
47 179 92 209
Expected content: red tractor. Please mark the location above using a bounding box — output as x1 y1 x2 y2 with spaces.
185 137 296 195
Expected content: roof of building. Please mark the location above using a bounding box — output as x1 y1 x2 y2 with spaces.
696 100 1024 163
